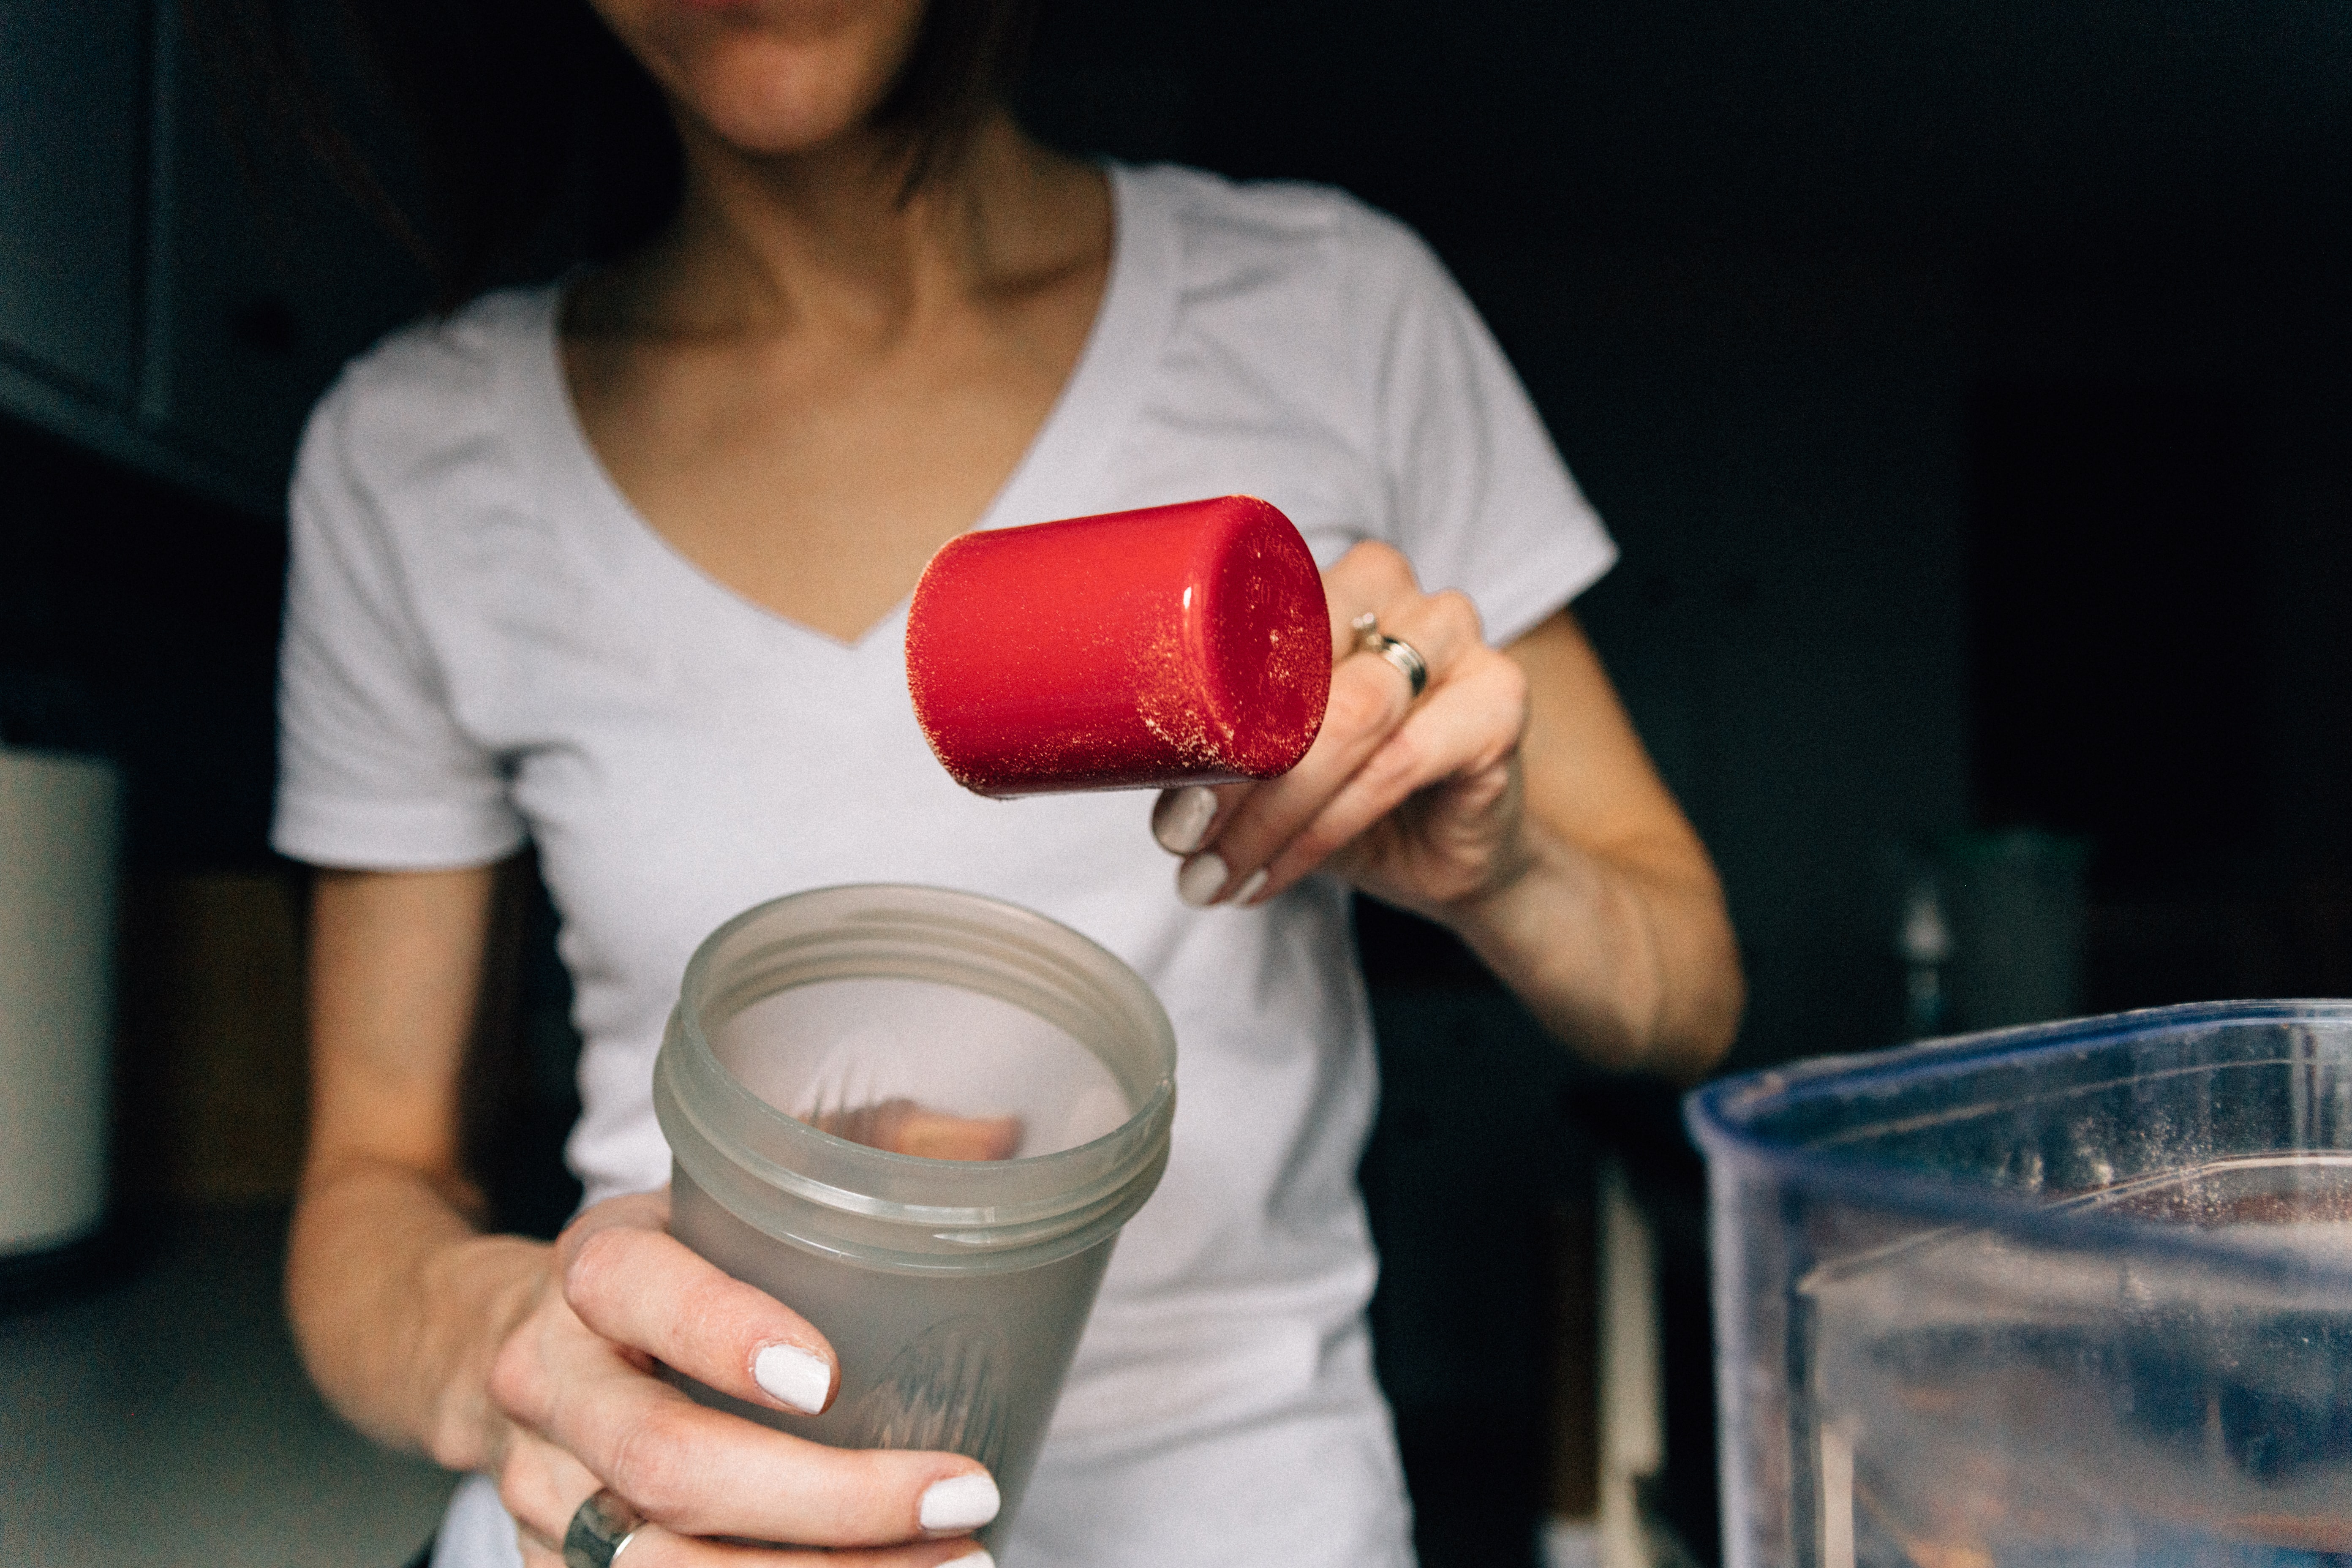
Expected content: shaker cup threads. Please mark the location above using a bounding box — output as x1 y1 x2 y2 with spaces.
652 884 1177 1542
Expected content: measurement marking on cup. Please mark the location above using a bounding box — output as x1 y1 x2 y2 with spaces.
852 1316 1013 1478
1820 1421 1854 1568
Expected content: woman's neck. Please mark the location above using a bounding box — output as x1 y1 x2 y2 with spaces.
573 111 1103 344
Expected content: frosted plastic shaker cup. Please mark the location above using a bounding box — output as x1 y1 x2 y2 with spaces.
651 884 1176 1541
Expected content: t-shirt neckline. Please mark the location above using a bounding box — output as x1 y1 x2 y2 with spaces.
520 161 1177 655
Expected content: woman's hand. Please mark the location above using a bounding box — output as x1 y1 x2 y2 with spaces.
1152 540 1532 919
290 866 997 1568
1148 541 1743 1079
482 1190 999 1566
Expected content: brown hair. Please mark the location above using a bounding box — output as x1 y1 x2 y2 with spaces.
191 0 1040 311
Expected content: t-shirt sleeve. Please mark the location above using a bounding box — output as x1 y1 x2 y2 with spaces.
1369 226 1617 646
270 385 528 871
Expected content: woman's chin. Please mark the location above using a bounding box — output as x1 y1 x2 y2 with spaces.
676 52 906 157
601 0 924 160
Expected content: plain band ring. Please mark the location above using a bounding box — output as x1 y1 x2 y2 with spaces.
1350 612 1429 700
564 1489 646 1568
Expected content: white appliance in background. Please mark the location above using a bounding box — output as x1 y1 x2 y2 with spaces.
1541 1159 1670 1568
0 744 122 1258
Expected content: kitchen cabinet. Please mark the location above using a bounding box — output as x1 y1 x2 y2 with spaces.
0 0 426 516
142 2 426 489
0 0 153 482
0 0 146 405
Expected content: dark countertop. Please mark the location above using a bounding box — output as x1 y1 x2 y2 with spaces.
0 1205 454 1566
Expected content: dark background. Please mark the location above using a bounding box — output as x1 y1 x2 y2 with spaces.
4 3 2349 1563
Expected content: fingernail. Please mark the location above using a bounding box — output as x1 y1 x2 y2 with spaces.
919 1473 1001 1533
1231 867 1269 905
752 1343 831 1414
940 1552 996 1568
1176 852 1230 907
1152 786 1218 854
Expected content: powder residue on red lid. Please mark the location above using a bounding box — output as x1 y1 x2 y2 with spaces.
906 496 1331 797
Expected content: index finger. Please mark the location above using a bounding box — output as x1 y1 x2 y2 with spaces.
559 1195 838 1418
1175 586 1481 904
1317 540 1424 657
536 1333 998 1547
1147 540 1421 885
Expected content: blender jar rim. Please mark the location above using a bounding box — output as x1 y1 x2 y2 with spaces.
1683 998 2352 1287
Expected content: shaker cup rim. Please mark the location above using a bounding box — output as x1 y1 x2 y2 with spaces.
655 883 1178 1275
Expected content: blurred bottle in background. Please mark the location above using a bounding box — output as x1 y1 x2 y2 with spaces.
1895 829 2090 1040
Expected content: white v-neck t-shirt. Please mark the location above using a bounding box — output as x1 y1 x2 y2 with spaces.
274 162 1615 1568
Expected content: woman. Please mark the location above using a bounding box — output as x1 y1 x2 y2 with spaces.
273 1 1743 1564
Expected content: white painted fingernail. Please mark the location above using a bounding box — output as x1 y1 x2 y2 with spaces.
919 1473 1001 1533
1176 852 1230 907
752 1343 830 1414
940 1552 996 1568
1153 785 1219 854
1231 867 1269 905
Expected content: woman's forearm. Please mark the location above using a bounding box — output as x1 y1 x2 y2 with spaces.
1448 611 1745 1081
1447 819 1743 1081
293 863 542 1468
287 1153 547 1470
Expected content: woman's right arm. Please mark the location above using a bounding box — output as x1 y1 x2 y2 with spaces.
289 863 538 1463
288 865 1001 1565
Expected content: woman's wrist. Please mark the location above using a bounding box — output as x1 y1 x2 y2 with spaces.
414 1231 553 1472
1436 815 1565 960
1436 820 1670 1072
287 1157 553 1472
1455 824 1743 1082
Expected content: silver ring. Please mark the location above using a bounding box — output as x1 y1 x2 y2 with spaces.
564 1489 646 1568
1350 612 1429 700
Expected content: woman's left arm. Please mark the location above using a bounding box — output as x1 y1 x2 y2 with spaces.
1152 541 1744 1083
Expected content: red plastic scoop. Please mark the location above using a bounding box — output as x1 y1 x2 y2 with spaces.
906 495 1332 797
